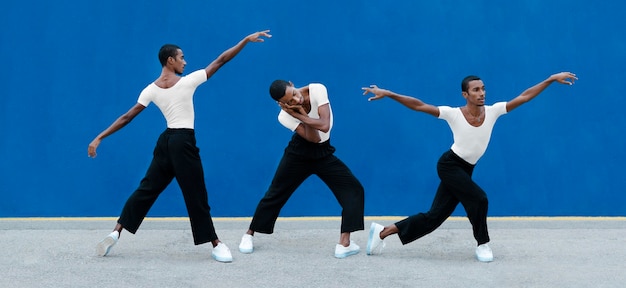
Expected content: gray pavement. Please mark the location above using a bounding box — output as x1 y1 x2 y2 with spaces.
1 217 625 288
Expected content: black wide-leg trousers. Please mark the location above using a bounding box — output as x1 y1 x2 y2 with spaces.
250 134 364 234
396 149 490 245
118 128 218 245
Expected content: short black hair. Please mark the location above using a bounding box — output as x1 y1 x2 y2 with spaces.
461 75 481 92
269 80 290 101
158 44 181 67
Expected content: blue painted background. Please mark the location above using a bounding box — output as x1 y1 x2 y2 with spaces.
1 1 624 217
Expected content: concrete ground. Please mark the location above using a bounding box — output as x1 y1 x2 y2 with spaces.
1 216 625 288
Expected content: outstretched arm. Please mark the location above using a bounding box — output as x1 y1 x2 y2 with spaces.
88 103 146 158
362 85 440 117
204 30 272 79
506 72 577 112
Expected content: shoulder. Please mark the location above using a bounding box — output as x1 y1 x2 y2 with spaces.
438 105 458 114
309 83 326 89
308 83 328 95
139 83 158 95
308 83 328 98
183 70 208 82
487 102 507 114
308 83 329 106
137 83 158 105
437 106 459 119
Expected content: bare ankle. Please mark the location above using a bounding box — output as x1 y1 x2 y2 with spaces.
211 240 221 247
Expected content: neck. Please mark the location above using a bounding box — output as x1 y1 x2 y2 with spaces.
466 105 482 113
463 105 484 119
154 68 181 89
160 67 178 78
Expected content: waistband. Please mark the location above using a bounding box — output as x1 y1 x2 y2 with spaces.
164 128 194 135
286 133 335 159
447 149 474 167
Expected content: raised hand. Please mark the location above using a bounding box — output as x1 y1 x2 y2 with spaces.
361 85 389 101
247 30 272 42
550 72 578 85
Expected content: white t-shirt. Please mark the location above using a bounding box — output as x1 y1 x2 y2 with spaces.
438 102 507 164
278 83 333 143
137 70 207 129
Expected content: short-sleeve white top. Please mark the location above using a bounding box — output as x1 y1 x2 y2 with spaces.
137 70 207 129
438 102 507 164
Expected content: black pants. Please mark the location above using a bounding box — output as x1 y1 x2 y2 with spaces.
249 134 365 234
395 149 490 245
118 128 218 245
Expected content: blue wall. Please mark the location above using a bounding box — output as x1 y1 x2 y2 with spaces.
1 1 625 217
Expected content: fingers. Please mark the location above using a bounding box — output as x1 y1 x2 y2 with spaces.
362 85 384 101
553 72 577 85
252 30 272 42
568 73 578 84
361 85 378 95
261 30 272 37
562 72 578 85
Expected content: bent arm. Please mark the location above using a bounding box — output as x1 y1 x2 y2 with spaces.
294 123 322 143
362 85 439 117
295 103 331 133
283 104 331 143
88 103 145 158
204 30 271 79
506 72 577 112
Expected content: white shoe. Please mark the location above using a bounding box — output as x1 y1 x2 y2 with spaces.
475 244 494 262
211 243 233 263
335 241 360 258
96 231 119 256
239 234 254 254
366 222 386 255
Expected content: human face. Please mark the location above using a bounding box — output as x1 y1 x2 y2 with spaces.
462 80 486 106
170 49 187 75
278 84 304 106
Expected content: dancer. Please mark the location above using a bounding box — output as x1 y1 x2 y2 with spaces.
88 30 271 262
238 80 365 258
362 72 577 262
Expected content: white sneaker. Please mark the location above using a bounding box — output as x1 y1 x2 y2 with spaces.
335 241 360 258
239 234 254 254
96 231 119 256
211 242 233 263
475 243 494 262
366 222 386 255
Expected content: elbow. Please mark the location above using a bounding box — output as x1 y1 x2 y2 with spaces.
319 124 330 133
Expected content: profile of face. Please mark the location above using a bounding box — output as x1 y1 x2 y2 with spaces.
169 49 187 75
462 80 486 106
278 82 304 106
